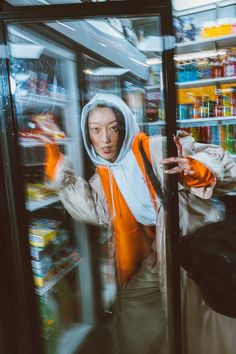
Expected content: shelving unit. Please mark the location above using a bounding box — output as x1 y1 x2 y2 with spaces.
176 76 236 88
26 196 60 212
19 138 73 147
177 116 236 127
175 33 236 55
35 250 82 296
15 93 70 108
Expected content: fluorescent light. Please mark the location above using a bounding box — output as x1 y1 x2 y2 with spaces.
56 21 76 32
98 42 107 48
83 69 94 75
9 44 44 59
129 58 149 67
146 58 162 65
92 67 129 76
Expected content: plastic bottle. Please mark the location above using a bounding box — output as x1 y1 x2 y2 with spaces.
200 96 209 118
193 96 201 118
211 56 224 78
224 51 236 77
226 124 235 152
214 93 223 117
230 88 236 116
39 293 61 354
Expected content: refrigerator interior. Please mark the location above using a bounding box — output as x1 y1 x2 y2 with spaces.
6 24 96 354
4 11 171 354
173 0 236 209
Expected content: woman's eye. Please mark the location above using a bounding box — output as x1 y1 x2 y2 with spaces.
91 127 100 134
110 126 118 133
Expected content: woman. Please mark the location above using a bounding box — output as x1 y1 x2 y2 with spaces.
44 94 236 354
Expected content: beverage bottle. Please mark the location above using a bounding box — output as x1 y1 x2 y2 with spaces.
203 58 212 79
230 88 236 116
214 92 223 117
224 51 236 77
222 95 231 116
39 294 61 354
200 96 209 118
211 125 220 145
211 56 224 78
219 125 227 149
197 58 205 80
226 124 235 152
193 96 201 118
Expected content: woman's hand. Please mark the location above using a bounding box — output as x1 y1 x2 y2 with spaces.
160 131 195 176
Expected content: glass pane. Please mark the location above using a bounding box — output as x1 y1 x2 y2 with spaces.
6 14 169 354
174 3 236 354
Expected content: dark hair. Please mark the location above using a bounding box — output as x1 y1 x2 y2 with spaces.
86 104 125 150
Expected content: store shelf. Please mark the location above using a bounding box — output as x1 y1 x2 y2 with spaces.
144 85 160 90
26 195 60 211
141 121 165 126
19 137 73 147
35 251 83 296
177 116 236 127
176 75 236 88
15 93 70 108
175 34 236 55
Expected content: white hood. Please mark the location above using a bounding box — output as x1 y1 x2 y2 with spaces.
81 93 140 166
81 93 156 226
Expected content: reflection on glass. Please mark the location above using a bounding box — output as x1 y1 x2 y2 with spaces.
6 14 169 354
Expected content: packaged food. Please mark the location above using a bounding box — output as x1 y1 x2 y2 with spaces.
29 227 57 247
26 183 54 201
33 113 66 139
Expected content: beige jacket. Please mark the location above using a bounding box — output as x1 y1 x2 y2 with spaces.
50 134 236 354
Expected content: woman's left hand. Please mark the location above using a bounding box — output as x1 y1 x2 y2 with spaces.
160 132 195 176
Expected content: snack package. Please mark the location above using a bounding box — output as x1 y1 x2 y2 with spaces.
33 113 66 139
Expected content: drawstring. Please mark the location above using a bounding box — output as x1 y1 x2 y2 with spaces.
107 166 117 219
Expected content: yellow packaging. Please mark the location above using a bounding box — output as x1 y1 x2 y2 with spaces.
29 228 57 247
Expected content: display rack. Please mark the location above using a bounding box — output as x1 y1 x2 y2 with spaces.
26 196 60 212
176 76 236 89
177 116 236 128
175 33 236 55
35 251 83 296
16 93 70 108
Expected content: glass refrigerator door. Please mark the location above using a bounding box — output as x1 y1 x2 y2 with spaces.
4 7 178 354
6 25 96 354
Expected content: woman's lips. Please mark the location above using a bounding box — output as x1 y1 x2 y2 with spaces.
102 147 112 153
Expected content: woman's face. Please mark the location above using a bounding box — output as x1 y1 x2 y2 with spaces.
88 107 120 162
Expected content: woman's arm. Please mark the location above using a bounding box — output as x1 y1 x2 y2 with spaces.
159 131 236 198
44 143 104 225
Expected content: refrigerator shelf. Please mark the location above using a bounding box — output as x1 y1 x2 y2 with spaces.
176 75 236 88
15 93 70 108
175 33 236 55
35 251 83 296
19 137 73 147
177 116 236 127
26 196 60 211
141 121 165 126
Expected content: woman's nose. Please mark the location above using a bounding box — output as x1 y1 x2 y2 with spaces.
101 129 111 143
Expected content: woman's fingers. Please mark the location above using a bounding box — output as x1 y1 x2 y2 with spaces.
160 157 188 165
160 157 195 176
173 135 183 158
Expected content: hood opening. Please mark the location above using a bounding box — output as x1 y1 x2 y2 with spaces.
81 93 140 167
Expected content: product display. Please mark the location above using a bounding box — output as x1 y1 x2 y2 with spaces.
176 50 236 83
